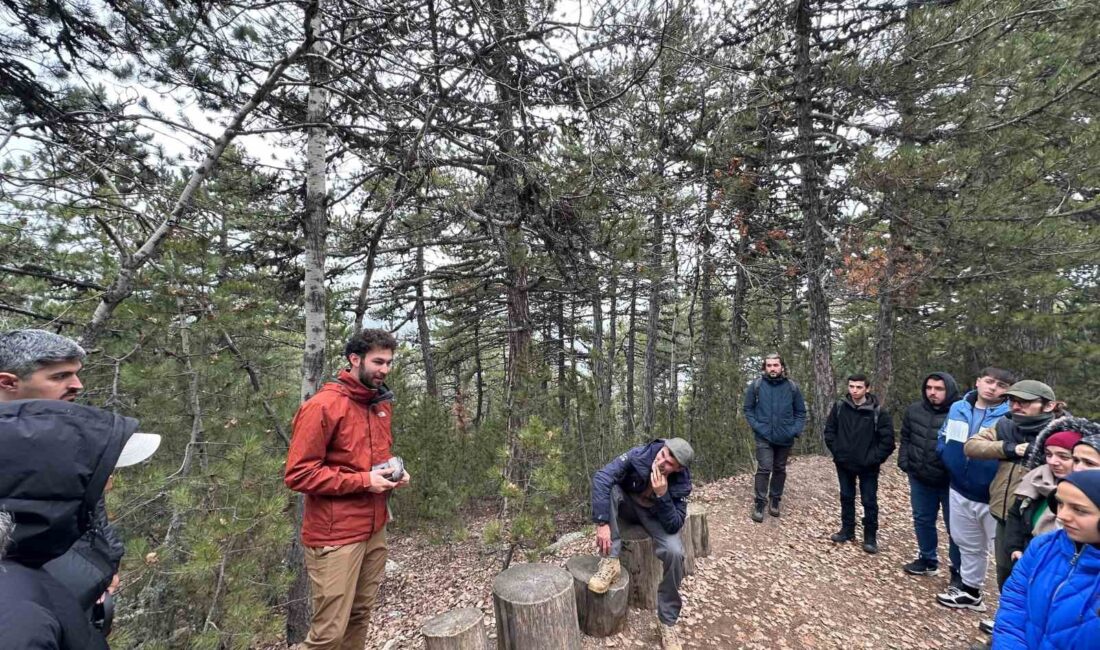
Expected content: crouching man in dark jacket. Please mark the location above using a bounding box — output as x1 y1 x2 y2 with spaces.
825 374 895 554
898 372 962 582
0 401 154 649
587 438 693 650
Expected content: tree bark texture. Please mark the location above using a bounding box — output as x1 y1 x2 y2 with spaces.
289 3 329 641
794 0 837 441
492 563 582 650
687 503 710 559
619 523 661 610
565 555 629 638
422 607 489 650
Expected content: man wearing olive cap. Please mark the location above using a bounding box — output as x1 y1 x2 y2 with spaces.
964 379 1064 618
588 437 693 650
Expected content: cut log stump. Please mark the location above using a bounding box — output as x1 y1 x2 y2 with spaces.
565 555 629 637
422 607 488 650
619 523 661 610
688 503 710 558
492 563 581 650
682 513 695 575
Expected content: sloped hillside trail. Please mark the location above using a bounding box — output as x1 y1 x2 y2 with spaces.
337 456 997 649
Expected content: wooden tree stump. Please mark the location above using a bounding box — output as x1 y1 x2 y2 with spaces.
565 555 629 637
422 607 488 650
492 563 581 650
619 523 661 610
682 513 696 575
688 504 710 558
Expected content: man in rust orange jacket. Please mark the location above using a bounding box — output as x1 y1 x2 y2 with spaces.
285 328 410 650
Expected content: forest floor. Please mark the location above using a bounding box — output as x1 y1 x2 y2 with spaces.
319 456 999 649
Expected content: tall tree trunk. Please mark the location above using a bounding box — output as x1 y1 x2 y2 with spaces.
605 270 618 444
289 4 329 641
176 300 207 477
873 8 919 410
642 204 664 437
794 0 837 443
474 320 485 427
558 293 568 435
591 279 607 446
415 244 439 400
667 231 679 438
625 270 638 439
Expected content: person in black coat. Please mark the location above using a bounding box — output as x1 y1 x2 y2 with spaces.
0 400 156 650
1 330 159 636
824 374 895 554
898 372 962 581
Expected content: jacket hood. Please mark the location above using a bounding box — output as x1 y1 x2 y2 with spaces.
1025 416 1100 471
1015 463 1058 501
0 400 137 566
328 368 394 405
921 372 960 413
842 392 880 411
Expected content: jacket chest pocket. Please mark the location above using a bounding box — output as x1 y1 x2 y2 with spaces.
331 411 373 469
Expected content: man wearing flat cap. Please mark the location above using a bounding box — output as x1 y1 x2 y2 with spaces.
588 437 694 650
964 380 1064 594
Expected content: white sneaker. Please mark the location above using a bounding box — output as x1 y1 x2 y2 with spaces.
936 585 986 612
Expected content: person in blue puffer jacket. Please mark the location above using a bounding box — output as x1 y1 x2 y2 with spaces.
934 367 1015 613
742 353 807 523
993 469 1100 649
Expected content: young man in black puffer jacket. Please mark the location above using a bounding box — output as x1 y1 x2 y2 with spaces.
824 374 895 554
898 372 962 584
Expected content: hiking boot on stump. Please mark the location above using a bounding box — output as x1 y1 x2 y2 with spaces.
862 533 879 554
750 499 765 523
659 622 683 650
903 558 939 576
829 527 855 543
587 557 621 594
768 497 781 517
936 585 986 612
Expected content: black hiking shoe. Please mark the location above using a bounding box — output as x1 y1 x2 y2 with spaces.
750 500 765 523
830 528 854 543
862 535 879 554
768 497 781 517
904 558 939 576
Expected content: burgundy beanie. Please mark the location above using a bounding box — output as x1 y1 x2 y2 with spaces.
1045 430 1083 451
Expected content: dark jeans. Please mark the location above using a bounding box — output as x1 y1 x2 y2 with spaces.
908 475 961 570
836 464 880 535
994 517 1012 590
754 439 792 503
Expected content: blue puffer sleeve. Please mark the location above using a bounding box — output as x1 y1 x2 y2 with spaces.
993 533 1046 649
791 385 807 437
652 490 687 534
591 450 631 523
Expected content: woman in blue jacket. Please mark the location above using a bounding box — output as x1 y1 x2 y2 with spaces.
993 470 1100 649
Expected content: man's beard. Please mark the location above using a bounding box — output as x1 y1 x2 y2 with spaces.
358 366 381 388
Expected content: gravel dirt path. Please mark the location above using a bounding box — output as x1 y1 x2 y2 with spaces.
352 455 996 649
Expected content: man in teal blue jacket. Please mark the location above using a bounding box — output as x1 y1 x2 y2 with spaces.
935 367 1014 613
743 353 806 522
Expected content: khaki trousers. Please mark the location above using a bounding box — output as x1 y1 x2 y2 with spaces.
302 529 387 650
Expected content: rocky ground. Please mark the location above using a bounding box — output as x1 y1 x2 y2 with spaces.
343 456 998 649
